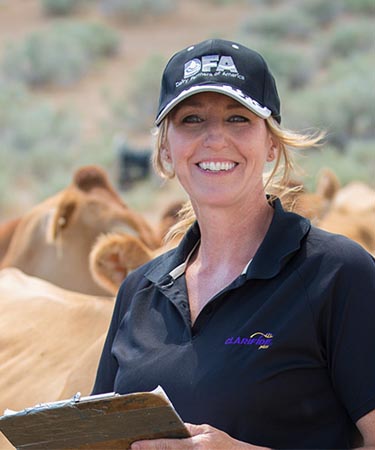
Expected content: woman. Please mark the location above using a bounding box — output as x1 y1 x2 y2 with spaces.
93 39 375 449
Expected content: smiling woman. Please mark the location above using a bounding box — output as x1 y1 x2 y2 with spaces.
92 39 375 450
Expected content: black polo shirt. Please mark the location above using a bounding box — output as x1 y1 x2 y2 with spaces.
92 199 375 449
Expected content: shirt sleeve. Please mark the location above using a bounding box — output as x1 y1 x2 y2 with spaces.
322 240 375 422
91 281 129 395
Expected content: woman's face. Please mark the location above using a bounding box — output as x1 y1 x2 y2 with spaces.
164 92 276 209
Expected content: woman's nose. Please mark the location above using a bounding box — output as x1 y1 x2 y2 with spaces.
203 119 226 149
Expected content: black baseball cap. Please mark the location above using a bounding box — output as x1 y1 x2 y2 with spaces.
155 38 281 126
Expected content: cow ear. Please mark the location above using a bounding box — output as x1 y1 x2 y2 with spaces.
89 233 153 295
73 164 128 207
316 168 340 201
46 197 77 243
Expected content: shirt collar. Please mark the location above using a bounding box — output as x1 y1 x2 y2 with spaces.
145 198 311 284
168 242 253 281
246 198 311 279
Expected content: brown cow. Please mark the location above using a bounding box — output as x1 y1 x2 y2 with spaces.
318 181 375 254
330 181 375 215
318 210 375 254
0 166 161 295
0 218 21 262
0 267 114 450
279 168 341 224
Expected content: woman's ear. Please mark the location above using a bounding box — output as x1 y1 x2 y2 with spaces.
161 147 171 163
267 137 278 162
161 147 175 176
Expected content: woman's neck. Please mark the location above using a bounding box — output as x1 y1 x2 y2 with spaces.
192 197 274 272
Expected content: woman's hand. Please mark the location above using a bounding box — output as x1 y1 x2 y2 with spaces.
130 423 270 450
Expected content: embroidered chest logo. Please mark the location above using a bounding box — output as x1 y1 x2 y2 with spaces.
225 332 273 350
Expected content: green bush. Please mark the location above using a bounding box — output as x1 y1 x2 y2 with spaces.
321 19 374 59
299 0 343 26
248 0 283 6
98 0 176 20
294 141 375 190
0 79 80 210
0 80 120 212
0 80 75 151
242 7 315 40
1 21 120 87
240 38 318 89
284 53 374 147
110 54 167 133
342 0 375 15
41 0 83 16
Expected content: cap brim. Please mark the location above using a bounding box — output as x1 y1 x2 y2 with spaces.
155 84 272 126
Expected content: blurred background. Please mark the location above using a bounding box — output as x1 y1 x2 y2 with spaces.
0 0 374 223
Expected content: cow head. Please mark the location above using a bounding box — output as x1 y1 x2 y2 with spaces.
1 165 161 295
47 165 160 250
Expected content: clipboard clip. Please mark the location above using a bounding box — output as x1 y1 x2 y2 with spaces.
71 391 116 404
72 392 81 403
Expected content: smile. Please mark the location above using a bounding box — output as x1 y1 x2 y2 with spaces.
198 161 237 172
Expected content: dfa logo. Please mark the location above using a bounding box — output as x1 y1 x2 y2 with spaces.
184 55 239 78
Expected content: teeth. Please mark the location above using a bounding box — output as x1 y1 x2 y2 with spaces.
199 161 236 172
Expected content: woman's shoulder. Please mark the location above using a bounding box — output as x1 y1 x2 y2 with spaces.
305 225 375 272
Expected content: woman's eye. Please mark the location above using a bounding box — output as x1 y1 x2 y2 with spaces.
228 115 249 123
182 115 203 124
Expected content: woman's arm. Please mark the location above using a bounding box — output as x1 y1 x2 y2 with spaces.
130 423 270 450
129 412 375 450
356 409 375 449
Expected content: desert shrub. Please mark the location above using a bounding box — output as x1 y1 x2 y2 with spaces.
342 0 375 15
351 140 375 169
203 0 246 4
242 7 315 41
0 78 80 211
322 55 374 141
284 53 374 147
98 0 175 20
241 39 318 89
0 80 77 152
320 19 374 60
248 0 283 5
294 141 375 190
1 21 120 87
111 54 167 133
41 0 84 15
0 80 121 212
299 0 343 26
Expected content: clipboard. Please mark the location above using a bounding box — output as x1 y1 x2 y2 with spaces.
0 386 190 449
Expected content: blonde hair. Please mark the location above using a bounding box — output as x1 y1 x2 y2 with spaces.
152 116 325 242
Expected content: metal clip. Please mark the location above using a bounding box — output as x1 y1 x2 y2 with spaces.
73 392 81 403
